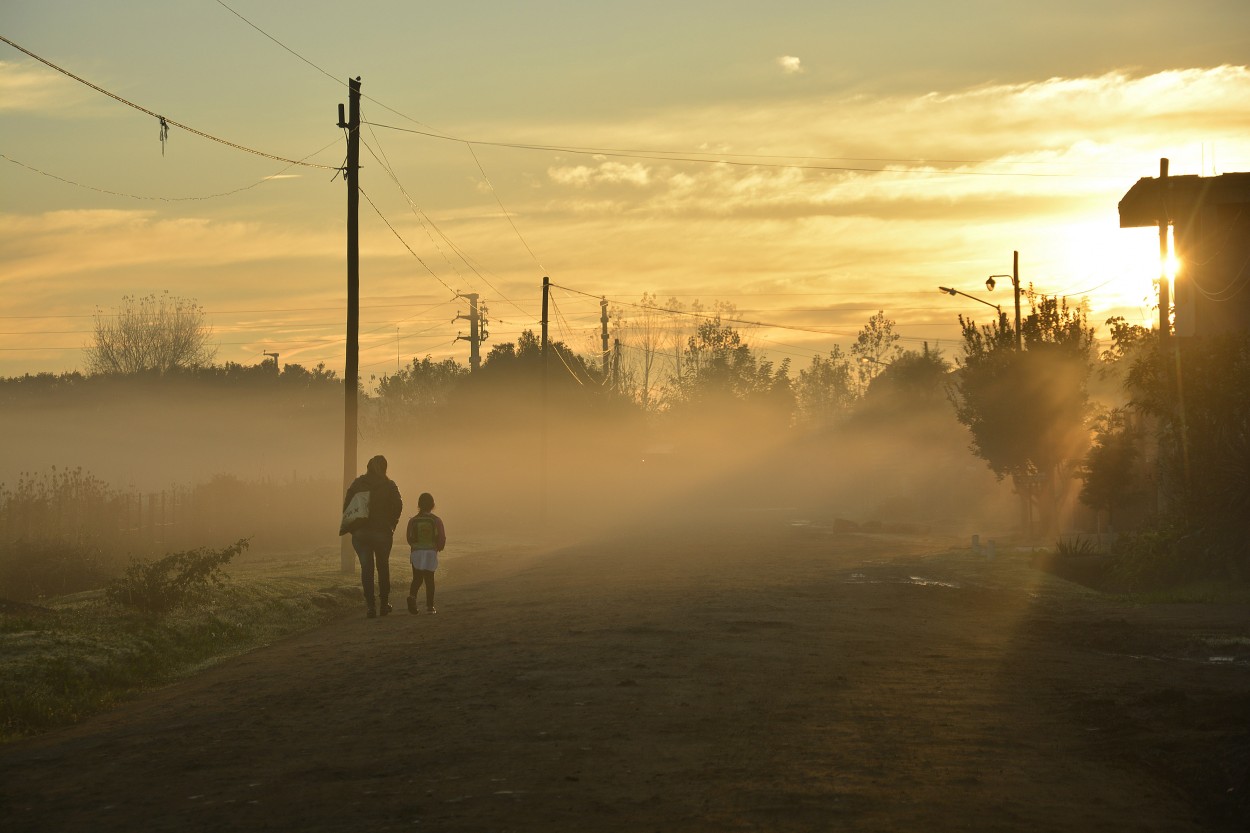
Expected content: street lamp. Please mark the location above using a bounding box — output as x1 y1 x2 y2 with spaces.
984 250 1022 351
938 285 1002 315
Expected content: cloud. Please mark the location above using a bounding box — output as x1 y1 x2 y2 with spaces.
777 56 804 75
0 60 87 112
548 160 651 188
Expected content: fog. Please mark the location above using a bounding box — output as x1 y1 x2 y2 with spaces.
1 375 1017 560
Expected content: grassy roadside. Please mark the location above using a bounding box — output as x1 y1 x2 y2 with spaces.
0 557 359 742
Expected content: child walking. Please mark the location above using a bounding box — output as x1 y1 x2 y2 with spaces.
405 492 446 614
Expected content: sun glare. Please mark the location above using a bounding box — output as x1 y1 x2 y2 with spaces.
1050 223 1159 319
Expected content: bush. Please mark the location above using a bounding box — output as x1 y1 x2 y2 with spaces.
106 538 250 613
0 541 117 601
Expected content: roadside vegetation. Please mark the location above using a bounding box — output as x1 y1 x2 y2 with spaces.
1 544 357 741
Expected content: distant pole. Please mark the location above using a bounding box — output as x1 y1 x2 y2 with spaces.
340 76 361 574
454 292 483 371
540 277 550 532
1012 250 1022 351
600 296 610 380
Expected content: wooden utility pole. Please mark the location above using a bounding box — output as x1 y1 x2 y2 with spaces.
1158 158 1170 338
1012 250 1022 352
599 296 610 380
540 277 550 532
339 77 361 574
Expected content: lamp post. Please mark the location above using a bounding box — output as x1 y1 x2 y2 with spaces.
985 250 1022 351
938 285 1002 315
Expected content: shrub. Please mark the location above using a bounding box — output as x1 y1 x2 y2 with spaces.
106 538 249 613
1055 536 1100 558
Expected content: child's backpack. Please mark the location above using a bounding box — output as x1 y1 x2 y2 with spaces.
408 514 438 549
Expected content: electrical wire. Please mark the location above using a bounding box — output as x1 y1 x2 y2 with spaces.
358 186 458 297
0 34 339 170
1 141 339 201
359 127 537 326
465 143 546 273
363 121 1091 179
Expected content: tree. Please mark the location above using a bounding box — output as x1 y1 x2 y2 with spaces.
857 344 951 418
85 292 215 374
617 292 671 411
673 316 791 412
1126 331 1250 578
795 346 856 428
1078 407 1144 530
950 293 1097 535
373 355 468 430
850 310 904 393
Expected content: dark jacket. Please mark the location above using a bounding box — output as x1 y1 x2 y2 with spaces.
343 472 403 533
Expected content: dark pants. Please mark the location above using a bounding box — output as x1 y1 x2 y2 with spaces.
410 568 436 610
351 528 393 610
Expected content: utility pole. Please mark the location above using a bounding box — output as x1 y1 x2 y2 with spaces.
263 351 279 374
1158 158 1170 339
539 277 550 533
455 292 488 371
600 296 610 381
1012 250 1021 352
339 76 361 574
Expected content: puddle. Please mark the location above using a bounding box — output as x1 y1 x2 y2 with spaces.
842 573 961 589
905 576 961 589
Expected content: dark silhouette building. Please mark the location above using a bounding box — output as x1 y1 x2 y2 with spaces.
1119 171 1250 336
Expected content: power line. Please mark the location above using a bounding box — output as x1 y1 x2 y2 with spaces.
465 142 546 272
0 34 339 170
2 141 338 201
358 186 459 297
362 121 1094 179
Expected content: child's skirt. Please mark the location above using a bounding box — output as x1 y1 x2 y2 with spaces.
410 548 438 572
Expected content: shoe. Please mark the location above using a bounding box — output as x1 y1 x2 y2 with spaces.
426 607 437 614
380 603 393 616
366 608 377 618
406 596 419 614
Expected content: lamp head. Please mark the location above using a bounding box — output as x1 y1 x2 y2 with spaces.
985 276 997 291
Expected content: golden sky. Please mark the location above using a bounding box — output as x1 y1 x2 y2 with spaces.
3 1 1249 378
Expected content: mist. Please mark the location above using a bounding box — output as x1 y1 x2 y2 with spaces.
1 369 1016 565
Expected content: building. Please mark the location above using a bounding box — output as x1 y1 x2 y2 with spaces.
1119 170 1250 336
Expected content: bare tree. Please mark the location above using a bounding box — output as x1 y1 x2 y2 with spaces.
85 292 216 374
850 310 903 393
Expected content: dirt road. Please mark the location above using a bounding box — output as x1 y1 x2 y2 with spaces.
1 516 1247 832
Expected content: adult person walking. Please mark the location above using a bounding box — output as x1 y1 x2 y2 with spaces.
342 454 403 617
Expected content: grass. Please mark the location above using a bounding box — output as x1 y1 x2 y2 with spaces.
0 554 359 742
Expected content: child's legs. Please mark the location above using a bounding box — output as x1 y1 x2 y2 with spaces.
409 566 422 599
421 570 436 608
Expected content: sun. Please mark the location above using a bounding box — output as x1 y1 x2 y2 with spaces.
1048 221 1162 325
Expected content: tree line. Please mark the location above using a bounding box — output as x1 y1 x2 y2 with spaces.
10 289 1247 585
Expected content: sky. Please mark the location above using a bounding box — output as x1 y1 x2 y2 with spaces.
3 0 1249 381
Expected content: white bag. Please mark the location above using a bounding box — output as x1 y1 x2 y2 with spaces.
339 490 370 535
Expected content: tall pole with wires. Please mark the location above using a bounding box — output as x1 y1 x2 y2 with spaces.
339 77 361 574
540 277 550 533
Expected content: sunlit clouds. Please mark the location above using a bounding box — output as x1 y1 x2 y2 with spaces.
0 60 86 112
3 58 1250 375
777 55 804 75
